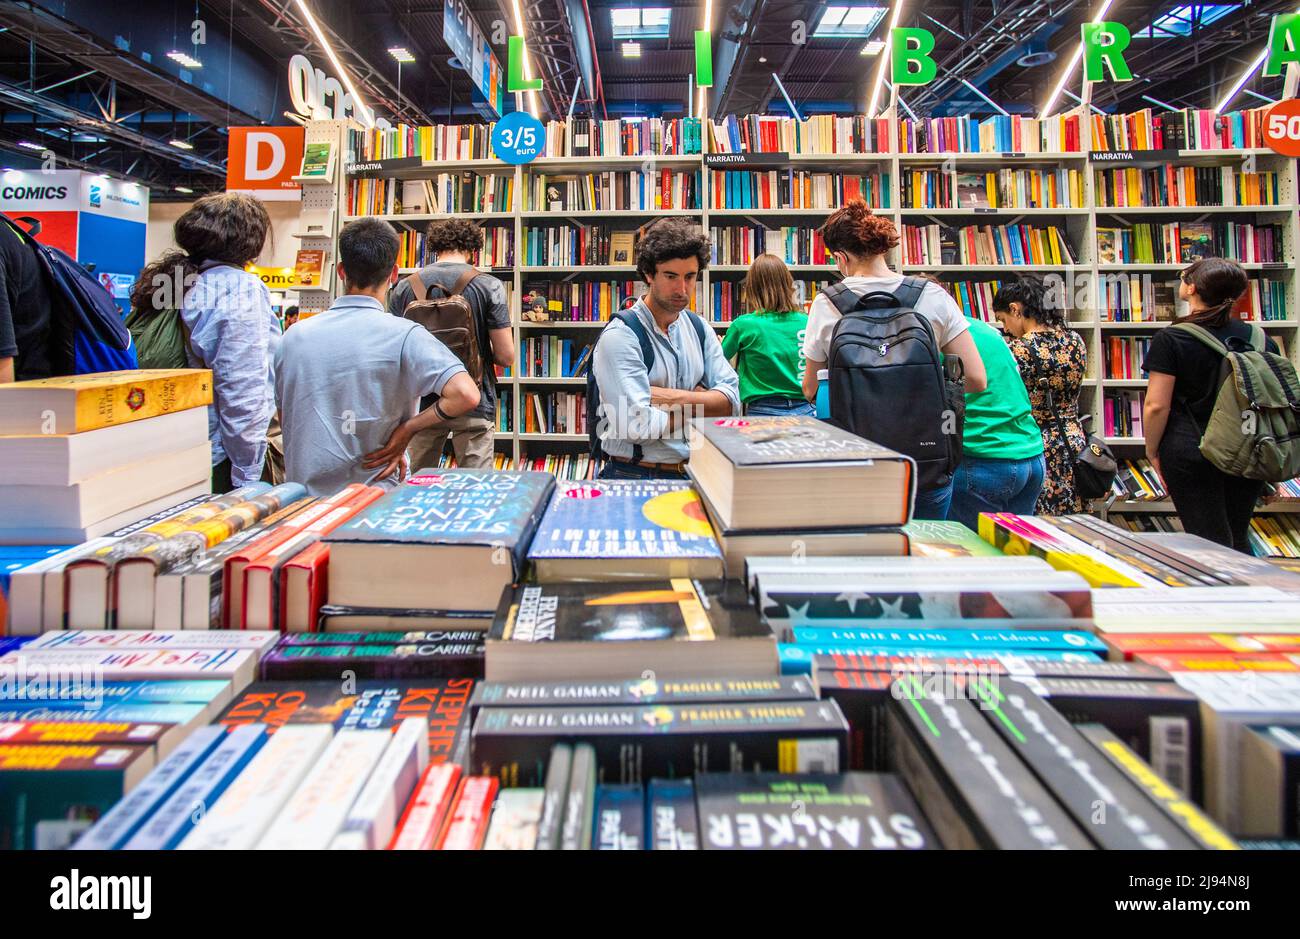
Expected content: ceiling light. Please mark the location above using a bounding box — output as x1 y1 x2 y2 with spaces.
388 47 415 63
622 42 642 57
1040 0 1116 120
169 139 194 150
174 186 194 194
167 51 203 69
17 141 44 151
759 55 768 63
294 0 374 126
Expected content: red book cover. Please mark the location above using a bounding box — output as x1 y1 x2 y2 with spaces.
0 721 169 747
1108 634 1300 657
222 484 370 627
278 541 330 633
1134 652 1300 673
435 776 498 850
240 486 384 630
389 762 463 850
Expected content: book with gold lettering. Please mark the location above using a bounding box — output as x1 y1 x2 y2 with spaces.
0 369 212 435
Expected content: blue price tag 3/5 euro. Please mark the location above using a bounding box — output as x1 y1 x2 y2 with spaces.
492 111 546 165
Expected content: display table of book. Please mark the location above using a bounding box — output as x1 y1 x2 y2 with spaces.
2 371 1298 850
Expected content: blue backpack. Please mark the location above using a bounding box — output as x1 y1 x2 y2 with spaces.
2 214 137 374
585 307 709 463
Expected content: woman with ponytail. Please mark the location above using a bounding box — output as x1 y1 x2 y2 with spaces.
1143 257 1278 550
802 199 986 519
129 192 278 491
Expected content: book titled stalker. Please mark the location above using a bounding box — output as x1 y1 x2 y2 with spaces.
527 480 724 582
325 471 555 613
685 416 915 531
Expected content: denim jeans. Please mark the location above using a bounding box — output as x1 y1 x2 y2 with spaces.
745 395 816 417
598 460 688 482
912 479 955 521
949 454 1047 532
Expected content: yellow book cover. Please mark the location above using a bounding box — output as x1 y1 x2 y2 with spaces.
0 369 212 435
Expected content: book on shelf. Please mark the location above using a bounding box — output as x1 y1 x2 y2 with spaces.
526 169 702 212
901 167 1083 209
324 470 555 614
1102 389 1146 438
1102 335 1152 379
519 335 595 377
707 113 889 155
608 231 635 265
298 141 335 181
350 122 494 162
521 391 586 435
521 278 641 322
711 169 890 210
1093 163 1285 207
709 224 829 266
527 479 724 582
1100 275 1180 322
485 579 776 682
523 223 631 267
685 415 915 532
903 223 1077 266
1097 221 1284 264
542 117 703 157
293 249 328 289
1089 106 1269 152
1110 458 1168 501
897 113 1082 153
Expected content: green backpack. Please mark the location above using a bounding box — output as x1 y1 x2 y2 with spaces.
1172 321 1300 482
124 306 192 370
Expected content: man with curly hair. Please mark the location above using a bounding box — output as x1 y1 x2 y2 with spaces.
591 218 739 480
388 216 515 469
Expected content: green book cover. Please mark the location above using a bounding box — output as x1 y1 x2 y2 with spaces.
300 142 333 178
904 519 1004 558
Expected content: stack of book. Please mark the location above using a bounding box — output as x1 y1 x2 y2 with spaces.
1111 458 1168 501
1248 515 1300 559
684 416 915 578
0 370 214 545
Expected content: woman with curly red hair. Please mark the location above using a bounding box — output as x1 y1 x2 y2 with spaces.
801 199 986 519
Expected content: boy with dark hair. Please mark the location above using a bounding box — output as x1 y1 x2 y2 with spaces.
275 217 480 496
591 218 739 480
387 216 514 469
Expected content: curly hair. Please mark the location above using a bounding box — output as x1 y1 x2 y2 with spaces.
425 217 485 256
992 274 1066 328
634 217 710 281
819 199 898 258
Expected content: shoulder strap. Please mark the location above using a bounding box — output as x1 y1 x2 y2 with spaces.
893 276 926 310
1171 321 1229 357
404 272 428 303
1246 322 1266 353
610 309 654 370
684 309 709 351
449 267 481 297
820 281 861 317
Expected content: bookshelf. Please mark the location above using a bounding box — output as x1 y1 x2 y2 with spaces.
306 110 1299 481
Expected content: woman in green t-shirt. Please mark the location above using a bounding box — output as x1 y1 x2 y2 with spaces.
721 254 815 417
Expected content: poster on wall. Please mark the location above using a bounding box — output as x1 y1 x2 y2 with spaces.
227 126 306 201
0 168 81 256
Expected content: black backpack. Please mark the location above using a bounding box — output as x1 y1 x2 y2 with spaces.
586 307 709 463
823 277 965 491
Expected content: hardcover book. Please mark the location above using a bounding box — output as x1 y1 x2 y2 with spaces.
685 416 915 531
470 699 849 786
485 579 776 682
527 480 724 582
694 772 937 850
326 471 556 613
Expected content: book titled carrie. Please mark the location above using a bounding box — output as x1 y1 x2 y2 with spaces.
686 416 915 530
527 480 723 582
325 471 555 614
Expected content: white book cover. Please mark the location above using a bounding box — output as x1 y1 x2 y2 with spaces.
1090 586 1293 604
0 648 257 687
24 630 280 655
329 718 430 850
743 555 1051 591
5 539 112 635
256 729 390 850
179 725 334 850
482 789 545 850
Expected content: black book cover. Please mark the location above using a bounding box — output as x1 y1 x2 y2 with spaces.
217 678 473 765
647 778 698 850
259 642 485 681
1028 676 1202 803
594 784 645 850
470 699 849 786
487 579 772 645
814 669 893 771
886 679 1094 849
694 771 936 850
969 677 1207 849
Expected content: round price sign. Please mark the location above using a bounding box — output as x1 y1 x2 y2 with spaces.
1262 98 1300 158
492 111 546 165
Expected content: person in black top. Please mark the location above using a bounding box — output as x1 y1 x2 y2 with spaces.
0 219 60 382
1143 257 1277 552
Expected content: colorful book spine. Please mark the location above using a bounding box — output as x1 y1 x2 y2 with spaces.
436 776 499 850
788 627 1106 654
388 763 463 850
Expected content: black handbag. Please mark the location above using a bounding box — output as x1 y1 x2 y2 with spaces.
1042 378 1117 502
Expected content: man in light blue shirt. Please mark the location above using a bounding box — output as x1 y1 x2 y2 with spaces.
592 218 739 479
275 218 480 496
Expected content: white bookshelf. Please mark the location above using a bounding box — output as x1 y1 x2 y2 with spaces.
312 117 1299 480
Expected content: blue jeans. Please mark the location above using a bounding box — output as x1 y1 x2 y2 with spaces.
598 459 688 481
745 395 816 417
949 454 1047 532
912 479 954 521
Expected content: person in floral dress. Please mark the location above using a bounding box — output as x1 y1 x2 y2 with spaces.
993 276 1089 515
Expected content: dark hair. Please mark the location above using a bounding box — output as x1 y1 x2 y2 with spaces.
339 217 400 289
635 217 710 281
992 274 1065 328
130 192 270 313
425 217 484 256
1175 257 1248 329
742 254 799 313
819 199 898 258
